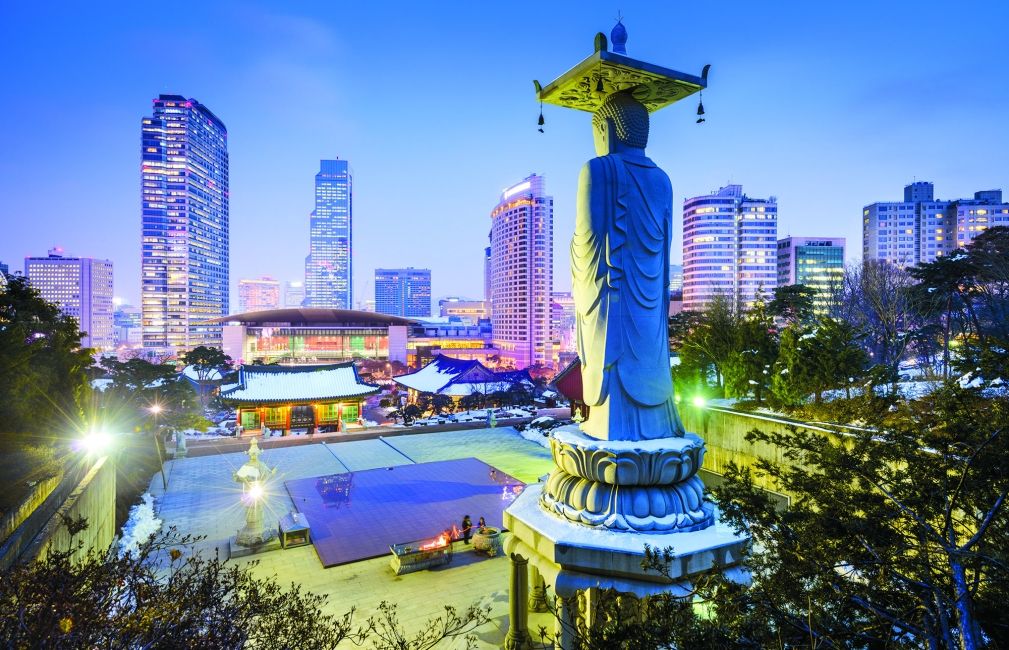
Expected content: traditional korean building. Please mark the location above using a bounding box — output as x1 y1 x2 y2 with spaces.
551 358 589 420
221 362 379 435
393 355 533 402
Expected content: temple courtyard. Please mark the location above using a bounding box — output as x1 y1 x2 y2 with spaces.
147 427 559 647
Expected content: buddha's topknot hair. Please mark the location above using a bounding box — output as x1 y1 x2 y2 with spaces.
592 91 649 148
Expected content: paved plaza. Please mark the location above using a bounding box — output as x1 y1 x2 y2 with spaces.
147 427 555 647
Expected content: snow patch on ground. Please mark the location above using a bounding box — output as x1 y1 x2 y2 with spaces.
118 492 162 557
517 427 551 449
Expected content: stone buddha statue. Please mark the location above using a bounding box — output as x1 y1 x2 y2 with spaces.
572 90 685 442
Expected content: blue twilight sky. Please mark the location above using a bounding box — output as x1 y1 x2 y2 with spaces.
1 1 1007 310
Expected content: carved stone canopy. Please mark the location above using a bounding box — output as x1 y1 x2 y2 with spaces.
534 33 709 114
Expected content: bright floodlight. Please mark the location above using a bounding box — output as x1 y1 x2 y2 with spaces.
248 483 264 501
691 396 706 408
81 431 113 455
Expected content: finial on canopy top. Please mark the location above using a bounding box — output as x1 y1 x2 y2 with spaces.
611 18 627 54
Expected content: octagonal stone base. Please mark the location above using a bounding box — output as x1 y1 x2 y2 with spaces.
505 483 748 591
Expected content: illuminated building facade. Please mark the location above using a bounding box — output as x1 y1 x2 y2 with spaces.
306 159 352 309
238 276 281 313
863 183 1009 269
439 297 490 324
374 268 431 317
776 237 845 313
953 190 1009 247
217 308 492 369
284 280 306 307
683 184 778 313
141 94 229 354
24 249 114 350
490 174 554 369
550 292 576 356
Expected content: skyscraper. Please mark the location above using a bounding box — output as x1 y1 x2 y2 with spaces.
374 268 431 317
776 237 845 313
489 174 554 368
683 184 778 313
238 276 281 313
305 159 353 309
141 94 229 354
863 183 1009 268
25 248 114 350
284 280 306 308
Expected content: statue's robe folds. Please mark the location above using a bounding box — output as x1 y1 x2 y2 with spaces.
572 153 685 441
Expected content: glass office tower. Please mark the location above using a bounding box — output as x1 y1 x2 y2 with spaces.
141 94 229 354
305 159 353 309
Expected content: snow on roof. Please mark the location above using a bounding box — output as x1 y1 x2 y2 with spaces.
221 363 379 404
181 365 225 382
393 356 532 395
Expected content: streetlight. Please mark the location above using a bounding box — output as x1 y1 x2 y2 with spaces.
148 404 167 490
80 430 113 455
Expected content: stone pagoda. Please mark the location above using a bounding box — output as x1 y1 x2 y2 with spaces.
503 22 748 649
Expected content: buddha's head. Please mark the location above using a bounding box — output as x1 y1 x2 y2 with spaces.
592 90 649 157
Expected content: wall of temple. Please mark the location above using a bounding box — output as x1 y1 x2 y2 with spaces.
681 404 853 505
25 455 117 564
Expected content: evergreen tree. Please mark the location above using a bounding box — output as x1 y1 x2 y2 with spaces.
723 298 777 404
0 276 94 436
769 284 817 325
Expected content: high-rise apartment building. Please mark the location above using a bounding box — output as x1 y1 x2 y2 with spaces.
238 276 281 313
863 183 1008 268
141 94 229 354
683 184 778 313
489 174 554 368
550 292 576 354
284 280 306 308
374 268 431 317
25 248 114 350
777 237 845 313
305 159 353 308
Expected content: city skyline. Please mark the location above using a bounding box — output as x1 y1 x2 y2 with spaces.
2 2 1007 308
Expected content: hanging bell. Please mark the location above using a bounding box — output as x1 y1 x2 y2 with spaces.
696 98 705 116
538 112 544 126
595 77 604 93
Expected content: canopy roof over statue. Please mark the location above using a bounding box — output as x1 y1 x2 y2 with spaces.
534 32 709 114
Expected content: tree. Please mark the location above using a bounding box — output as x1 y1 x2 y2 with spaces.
723 299 777 405
0 525 489 648
179 346 232 407
831 260 917 377
401 404 422 424
0 275 94 436
676 294 738 393
910 253 979 380
711 384 1009 648
774 318 870 408
430 394 453 415
459 392 484 412
769 284 817 325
